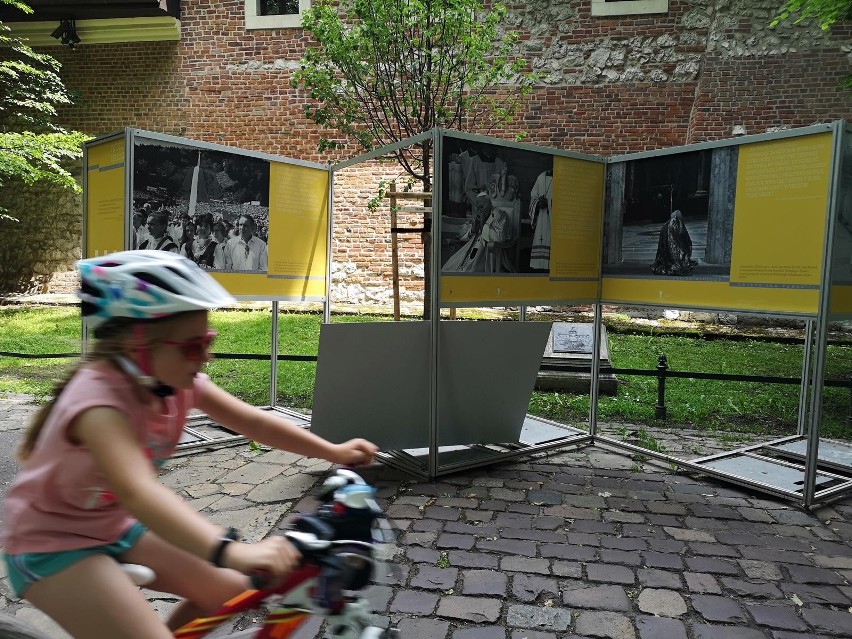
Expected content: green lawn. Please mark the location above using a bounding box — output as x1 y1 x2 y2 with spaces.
1 307 850 439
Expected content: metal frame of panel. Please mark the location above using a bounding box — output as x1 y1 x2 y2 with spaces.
174 406 311 454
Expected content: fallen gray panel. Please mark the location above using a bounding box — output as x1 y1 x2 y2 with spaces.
699 454 835 492
310 320 551 450
769 439 852 470
179 429 203 444
520 415 586 444
401 445 512 466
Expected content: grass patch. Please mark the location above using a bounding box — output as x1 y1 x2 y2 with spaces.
1 307 850 439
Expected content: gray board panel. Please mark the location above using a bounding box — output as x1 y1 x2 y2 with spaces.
699 454 836 492
437 321 552 447
310 320 551 450
310 321 431 450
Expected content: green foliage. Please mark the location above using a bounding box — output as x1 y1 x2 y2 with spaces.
773 0 852 29
294 0 536 182
0 0 89 219
773 0 852 88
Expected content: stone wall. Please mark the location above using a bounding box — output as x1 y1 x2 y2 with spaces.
0 177 82 293
2 0 850 299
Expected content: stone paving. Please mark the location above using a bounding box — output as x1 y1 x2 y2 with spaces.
1 394 851 638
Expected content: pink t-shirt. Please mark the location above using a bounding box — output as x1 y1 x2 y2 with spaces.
2 362 208 554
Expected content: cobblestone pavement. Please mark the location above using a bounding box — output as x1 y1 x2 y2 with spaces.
1 394 851 638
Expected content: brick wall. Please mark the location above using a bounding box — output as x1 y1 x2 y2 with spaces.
4 0 851 300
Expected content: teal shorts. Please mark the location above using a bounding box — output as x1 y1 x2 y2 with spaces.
3 522 147 598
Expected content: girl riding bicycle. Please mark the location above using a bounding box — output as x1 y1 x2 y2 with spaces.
1 250 378 639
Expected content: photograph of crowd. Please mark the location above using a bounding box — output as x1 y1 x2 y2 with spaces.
132 141 271 274
440 136 555 275
602 147 736 279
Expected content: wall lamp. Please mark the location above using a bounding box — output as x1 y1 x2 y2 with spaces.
50 20 80 48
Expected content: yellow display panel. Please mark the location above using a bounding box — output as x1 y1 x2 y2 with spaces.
730 133 832 290
85 138 125 257
441 277 599 305
266 162 328 300
440 152 604 306
550 156 605 280
829 285 852 314
601 278 819 315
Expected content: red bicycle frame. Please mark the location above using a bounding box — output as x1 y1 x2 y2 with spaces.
174 564 321 639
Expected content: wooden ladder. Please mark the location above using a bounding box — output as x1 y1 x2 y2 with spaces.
387 182 432 320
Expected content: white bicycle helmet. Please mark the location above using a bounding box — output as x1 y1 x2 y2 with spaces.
77 250 236 328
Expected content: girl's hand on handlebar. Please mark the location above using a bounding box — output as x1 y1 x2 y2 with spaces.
331 438 379 467
223 536 301 585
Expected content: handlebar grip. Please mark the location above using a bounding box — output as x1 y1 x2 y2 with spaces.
249 569 272 590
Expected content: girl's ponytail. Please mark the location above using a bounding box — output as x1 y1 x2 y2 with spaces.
17 362 85 461
16 318 137 461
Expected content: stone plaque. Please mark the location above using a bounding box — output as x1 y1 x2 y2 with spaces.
542 323 610 361
552 324 592 354
538 322 617 394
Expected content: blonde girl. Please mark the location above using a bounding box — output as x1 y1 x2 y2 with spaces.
2 251 377 639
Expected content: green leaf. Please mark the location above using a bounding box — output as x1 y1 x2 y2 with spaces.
0 0 90 190
294 0 538 183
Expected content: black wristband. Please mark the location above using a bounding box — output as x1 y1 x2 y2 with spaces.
210 527 240 567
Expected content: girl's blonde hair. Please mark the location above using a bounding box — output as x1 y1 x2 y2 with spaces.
17 313 196 461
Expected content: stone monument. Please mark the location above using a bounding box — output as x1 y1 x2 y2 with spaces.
537 322 618 394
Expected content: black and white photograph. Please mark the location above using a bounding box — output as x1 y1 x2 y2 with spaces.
830 131 852 284
132 141 271 274
602 147 737 279
441 136 554 275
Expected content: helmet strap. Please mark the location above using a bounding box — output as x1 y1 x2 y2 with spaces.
121 324 175 398
115 355 175 398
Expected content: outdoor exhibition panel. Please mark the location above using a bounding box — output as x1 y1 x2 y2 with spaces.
598 122 851 506
439 130 606 306
306 130 599 479
601 125 834 315
83 129 333 420
128 129 329 301
428 130 607 477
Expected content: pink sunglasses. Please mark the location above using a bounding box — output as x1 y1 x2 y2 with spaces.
161 329 217 361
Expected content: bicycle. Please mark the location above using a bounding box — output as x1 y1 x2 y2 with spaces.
0 469 400 639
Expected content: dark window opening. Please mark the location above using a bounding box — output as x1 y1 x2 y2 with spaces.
260 0 299 15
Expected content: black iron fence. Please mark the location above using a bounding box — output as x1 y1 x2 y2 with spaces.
543 354 851 421
4 350 851 422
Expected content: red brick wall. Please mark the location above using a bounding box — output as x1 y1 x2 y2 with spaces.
688 51 852 143
21 0 852 302
48 1 851 158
